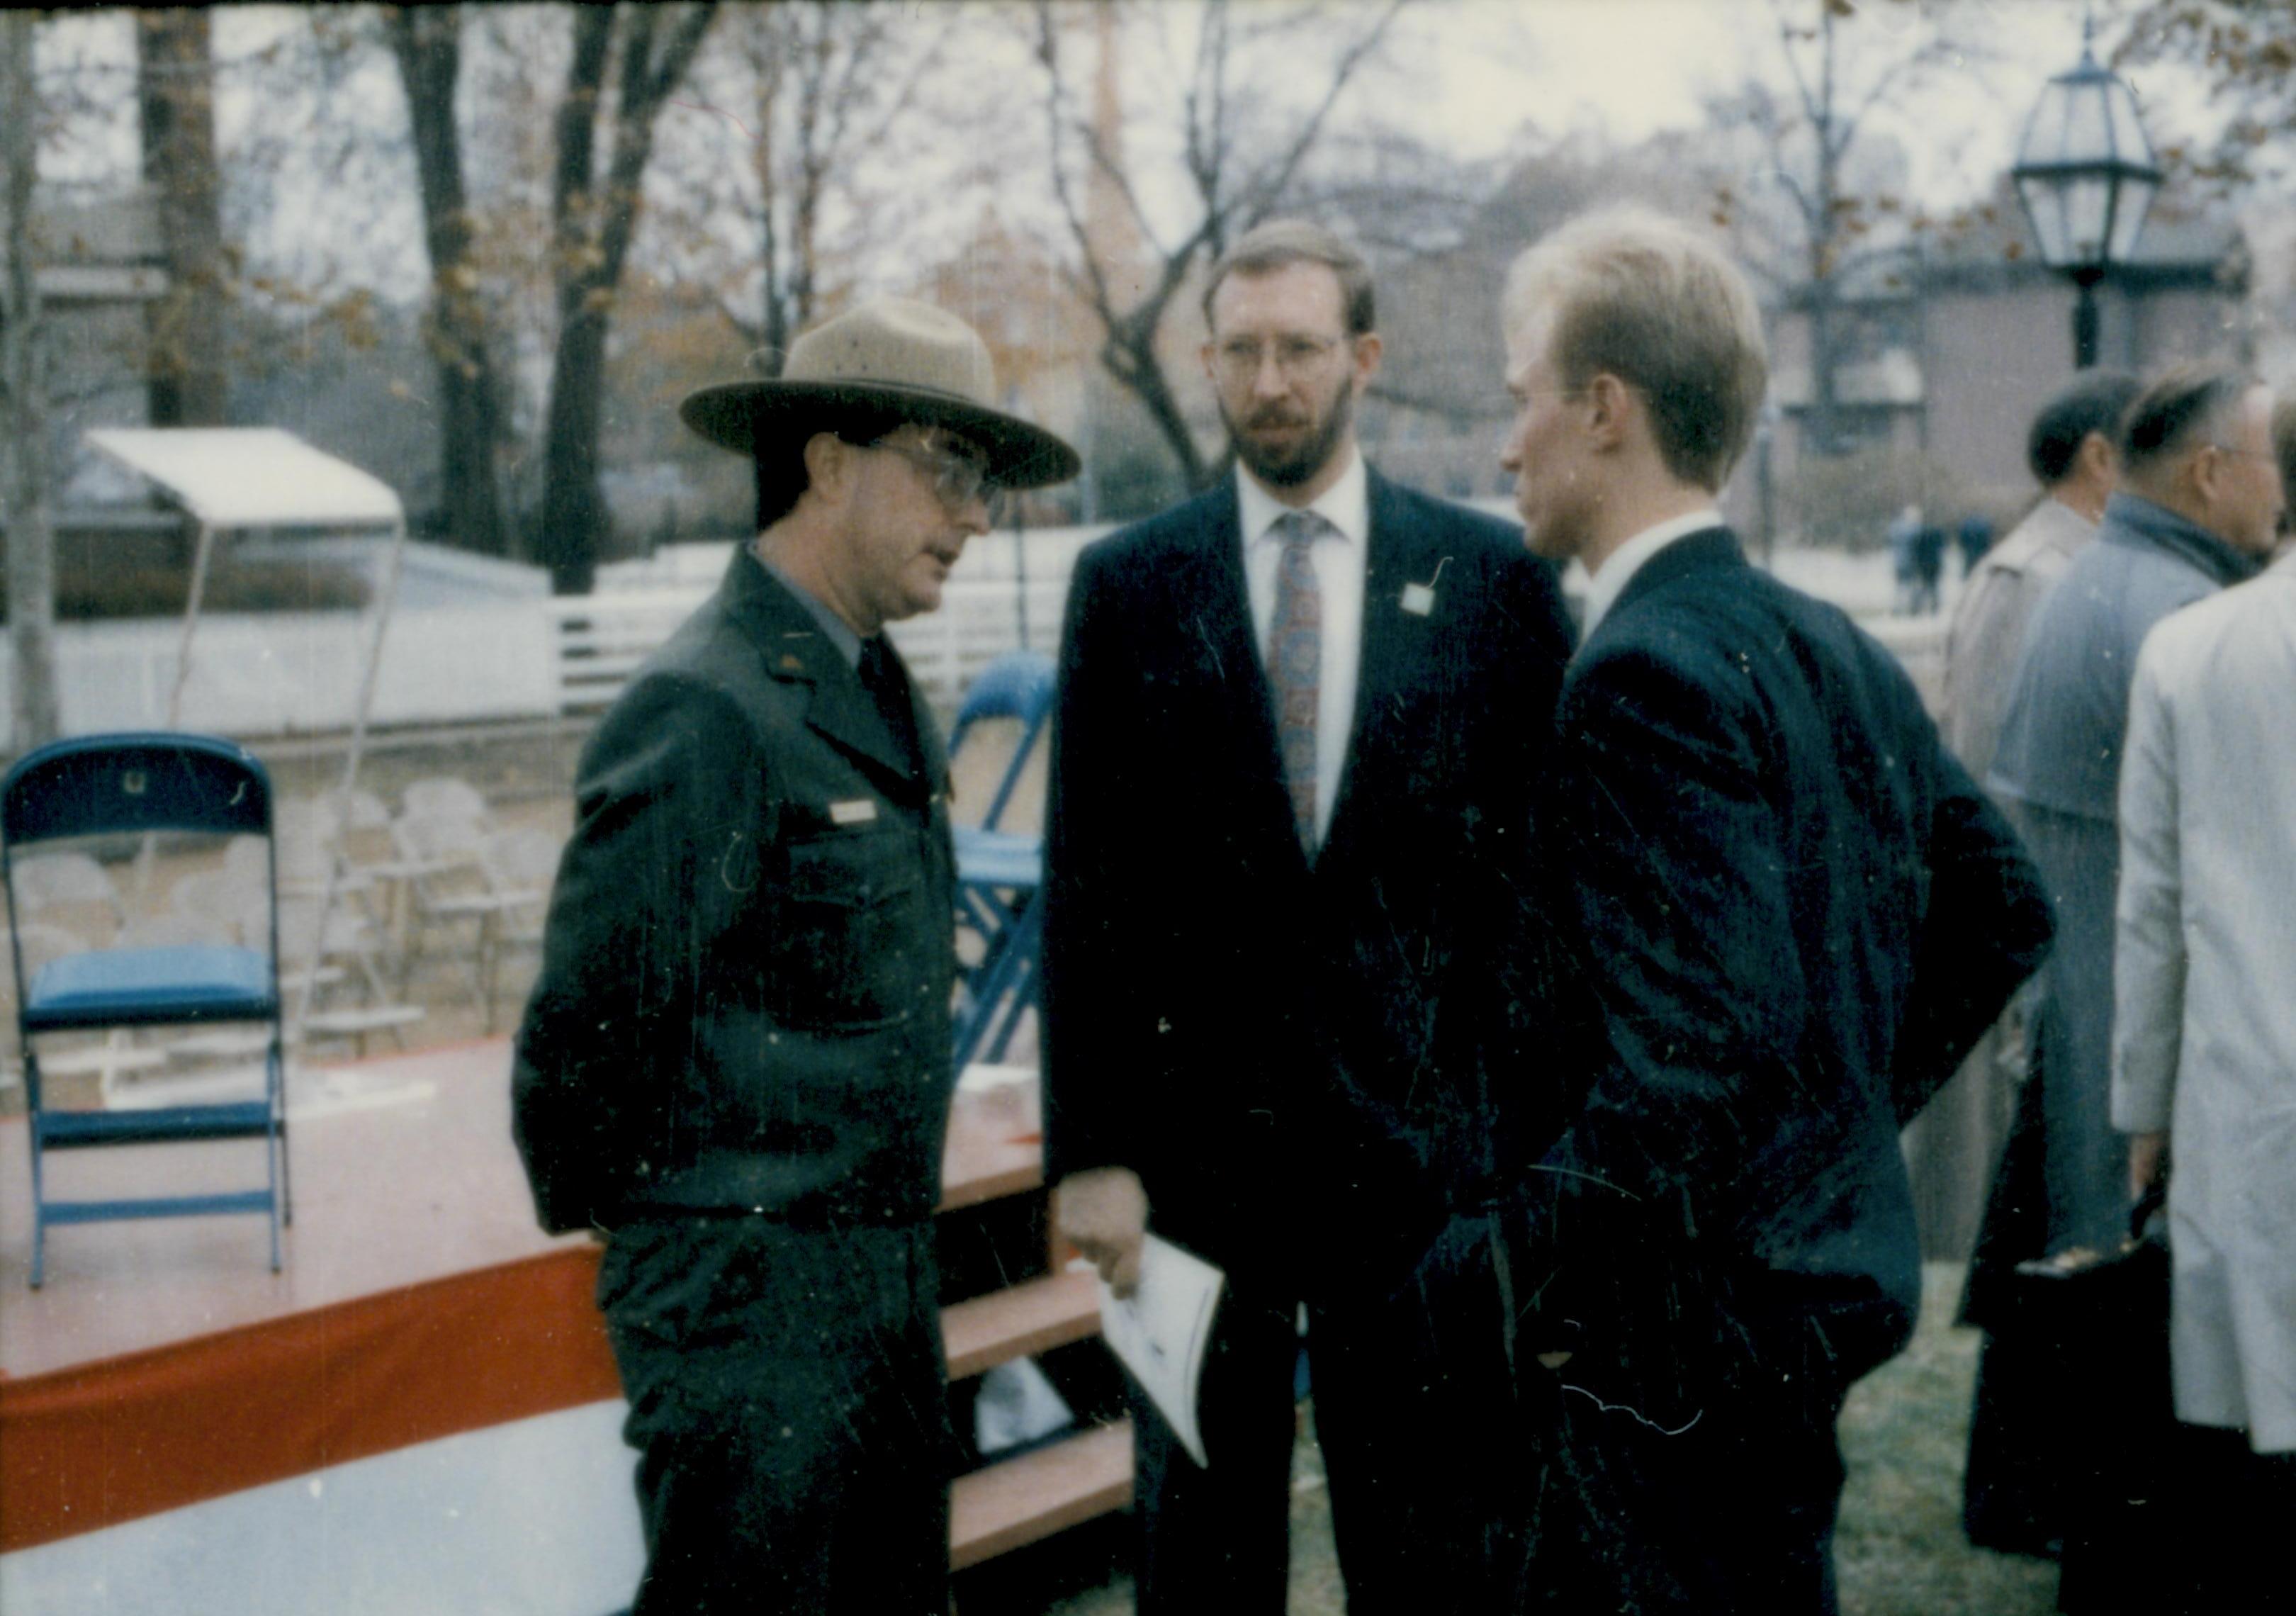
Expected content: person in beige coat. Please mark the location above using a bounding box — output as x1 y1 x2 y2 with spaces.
2115 534 2295 1610
1906 371 2138 1260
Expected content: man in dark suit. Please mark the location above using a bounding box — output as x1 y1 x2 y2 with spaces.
511 298 1076 1615
1041 219 1575 1612
1485 207 2054 1613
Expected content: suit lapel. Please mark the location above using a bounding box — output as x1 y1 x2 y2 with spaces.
1181 474 1448 871
1182 481 1316 863
1322 471 1439 857
725 555 933 799
1192 479 1261 678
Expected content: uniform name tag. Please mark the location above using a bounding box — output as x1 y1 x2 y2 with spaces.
829 798 879 826
1400 582 1436 616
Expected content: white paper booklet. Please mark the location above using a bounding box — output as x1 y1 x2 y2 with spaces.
1088 1233 1226 1469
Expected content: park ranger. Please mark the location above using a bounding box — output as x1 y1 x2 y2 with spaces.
512 297 1076 1615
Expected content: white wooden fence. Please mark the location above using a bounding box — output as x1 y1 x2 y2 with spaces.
4 527 1952 746
0 604 562 739
1 531 1101 744
541 590 708 717
545 580 1076 719
566 531 1096 719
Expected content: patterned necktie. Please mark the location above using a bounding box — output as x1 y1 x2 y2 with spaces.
1268 510 1324 855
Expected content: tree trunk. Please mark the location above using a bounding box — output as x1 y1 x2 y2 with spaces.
388 5 512 556
534 3 716 595
536 296 610 594
3 12 60 751
1805 276 1840 457
532 7 617 596
1799 6 1846 459
137 9 227 427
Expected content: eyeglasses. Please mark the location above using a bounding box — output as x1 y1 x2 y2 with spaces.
870 430 1003 518
2207 442 2280 468
1507 384 1589 411
1212 334 1345 380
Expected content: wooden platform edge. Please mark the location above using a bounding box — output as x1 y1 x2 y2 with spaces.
942 1267 1101 1381
949 1416 1134 1572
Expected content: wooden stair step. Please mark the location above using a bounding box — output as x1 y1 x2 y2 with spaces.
942 1267 1101 1381
950 1417 1132 1571
937 1067 1044 1212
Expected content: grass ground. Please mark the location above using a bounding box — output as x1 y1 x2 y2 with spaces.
1836 1264 2057 1616
1027 1263 2059 1616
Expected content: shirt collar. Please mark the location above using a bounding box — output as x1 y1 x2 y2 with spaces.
1236 445 1370 549
2100 492 2264 591
758 546 865 668
1580 508 1725 641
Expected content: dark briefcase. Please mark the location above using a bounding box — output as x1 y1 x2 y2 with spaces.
2010 1184 2177 1610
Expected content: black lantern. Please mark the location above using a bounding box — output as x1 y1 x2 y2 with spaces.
2010 19 2161 369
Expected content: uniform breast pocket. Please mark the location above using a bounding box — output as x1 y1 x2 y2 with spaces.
772 829 925 1030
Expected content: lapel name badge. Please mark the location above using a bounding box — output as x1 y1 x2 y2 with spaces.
1400 556 1449 617
829 798 879 826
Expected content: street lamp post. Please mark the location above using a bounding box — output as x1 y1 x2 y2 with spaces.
2009 19 2161 371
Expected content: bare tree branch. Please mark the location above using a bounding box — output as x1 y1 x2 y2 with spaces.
1036 0 1405 492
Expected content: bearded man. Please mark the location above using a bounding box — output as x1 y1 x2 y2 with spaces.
1040 218 1575 1612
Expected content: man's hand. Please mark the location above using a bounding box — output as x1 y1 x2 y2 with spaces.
1054 1167 1149 1298
2127 1130 2170 1201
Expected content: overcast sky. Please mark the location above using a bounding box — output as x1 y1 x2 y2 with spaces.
1393 0 2224 197
33 1 2244 306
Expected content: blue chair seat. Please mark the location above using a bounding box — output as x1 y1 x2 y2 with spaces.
23 945 276 1031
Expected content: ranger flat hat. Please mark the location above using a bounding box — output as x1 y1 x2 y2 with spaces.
679 296 1080 490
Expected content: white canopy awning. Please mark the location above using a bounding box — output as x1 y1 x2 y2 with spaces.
86 427 403 531
79 429 411 1029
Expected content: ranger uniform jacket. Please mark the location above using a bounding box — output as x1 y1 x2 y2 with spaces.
512 550 956 1234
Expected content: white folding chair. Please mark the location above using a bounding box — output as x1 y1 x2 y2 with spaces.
399 777 492 826
274 894 425 1057
473 826 563 1026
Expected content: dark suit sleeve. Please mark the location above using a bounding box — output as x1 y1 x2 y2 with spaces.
1891 742 2053 1124
1526 647 1811 1250
1465 552 1581 1187
1040 545 1147 1184
511 674 770 1233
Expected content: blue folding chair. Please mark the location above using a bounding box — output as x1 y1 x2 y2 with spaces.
944 653 1055 1070
4 734 290 1286
945 651 1055 835
950 829 1043 1070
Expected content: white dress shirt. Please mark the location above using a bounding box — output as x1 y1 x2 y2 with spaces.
1578 507 1726 644
1237 449 1370 847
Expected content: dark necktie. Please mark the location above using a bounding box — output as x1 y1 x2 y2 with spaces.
1268 510 1325 855
859 636 920 775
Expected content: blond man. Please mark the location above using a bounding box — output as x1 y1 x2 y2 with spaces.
1482 208 2051 1613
